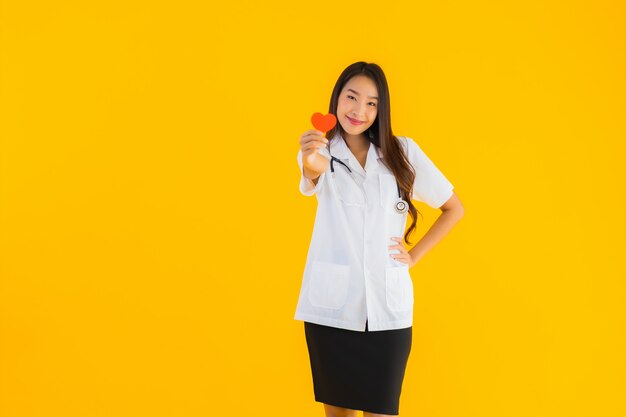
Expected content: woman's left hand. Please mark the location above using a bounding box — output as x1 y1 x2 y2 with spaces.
389 237 416 268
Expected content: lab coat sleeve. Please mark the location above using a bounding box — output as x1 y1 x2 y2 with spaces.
297 147 330 196
403 136 454 209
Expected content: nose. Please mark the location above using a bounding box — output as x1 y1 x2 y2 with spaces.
351 109 365 120
351 103 369 119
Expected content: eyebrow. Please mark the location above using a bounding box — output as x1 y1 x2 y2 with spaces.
347 88 378 100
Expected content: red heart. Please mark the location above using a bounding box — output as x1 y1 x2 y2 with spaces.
311 112 337 133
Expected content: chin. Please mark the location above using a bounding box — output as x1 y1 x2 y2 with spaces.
342 123 370 135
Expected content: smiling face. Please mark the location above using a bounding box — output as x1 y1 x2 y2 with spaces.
336 75 379 139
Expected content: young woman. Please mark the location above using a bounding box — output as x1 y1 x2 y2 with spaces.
295 61 465 417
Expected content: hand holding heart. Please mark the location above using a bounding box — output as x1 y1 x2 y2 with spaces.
299 112 337 169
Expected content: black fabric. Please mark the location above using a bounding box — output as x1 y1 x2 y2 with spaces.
304 319 412 415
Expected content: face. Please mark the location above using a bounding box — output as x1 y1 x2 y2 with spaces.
336 75 379 138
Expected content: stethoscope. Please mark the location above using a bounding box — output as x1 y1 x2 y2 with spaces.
329 155 409 214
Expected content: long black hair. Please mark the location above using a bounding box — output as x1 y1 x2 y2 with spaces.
325 61 422 245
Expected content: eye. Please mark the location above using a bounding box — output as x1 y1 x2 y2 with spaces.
348 95 376 106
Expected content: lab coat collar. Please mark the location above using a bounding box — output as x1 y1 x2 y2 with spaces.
328 131 383 177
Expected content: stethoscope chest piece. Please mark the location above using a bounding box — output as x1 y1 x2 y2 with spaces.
395 199 409 214
329 149 409 214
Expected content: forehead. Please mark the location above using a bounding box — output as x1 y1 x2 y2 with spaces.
341 75 378 96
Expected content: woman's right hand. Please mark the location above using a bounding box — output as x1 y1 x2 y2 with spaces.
299 129 330 170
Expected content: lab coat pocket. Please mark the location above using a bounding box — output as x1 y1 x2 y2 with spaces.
379 173 399 213
333 168 367 206
308 261 351 309
385 265 414 311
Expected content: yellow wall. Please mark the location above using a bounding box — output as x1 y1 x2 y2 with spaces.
1 1 624 416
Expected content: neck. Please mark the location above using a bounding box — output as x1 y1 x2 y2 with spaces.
342 132 370 152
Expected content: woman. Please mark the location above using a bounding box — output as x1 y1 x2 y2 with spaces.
295 61 465 417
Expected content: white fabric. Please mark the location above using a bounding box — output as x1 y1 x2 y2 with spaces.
294 132 454 331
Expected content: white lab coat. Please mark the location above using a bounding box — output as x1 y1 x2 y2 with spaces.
294 131 454 331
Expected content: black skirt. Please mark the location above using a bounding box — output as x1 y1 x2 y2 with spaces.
304 319 412 415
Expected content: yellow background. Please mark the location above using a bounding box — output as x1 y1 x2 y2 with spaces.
1 1 625 416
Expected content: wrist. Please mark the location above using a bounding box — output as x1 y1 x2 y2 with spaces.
408 249 421 267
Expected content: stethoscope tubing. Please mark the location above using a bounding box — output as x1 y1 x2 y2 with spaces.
329 155 409 214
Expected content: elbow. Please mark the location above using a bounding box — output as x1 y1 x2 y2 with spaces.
440 203 465 222
438 191 464 218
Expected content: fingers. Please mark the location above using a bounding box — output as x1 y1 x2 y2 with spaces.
301 141 327 154
303 129 325 137
390 252 410 264
300 130 329 147
388 237 406 251
301 129 325 139
389 237 409 263
300 130 329 156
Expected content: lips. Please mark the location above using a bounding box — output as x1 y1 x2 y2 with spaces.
347 116 365 125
